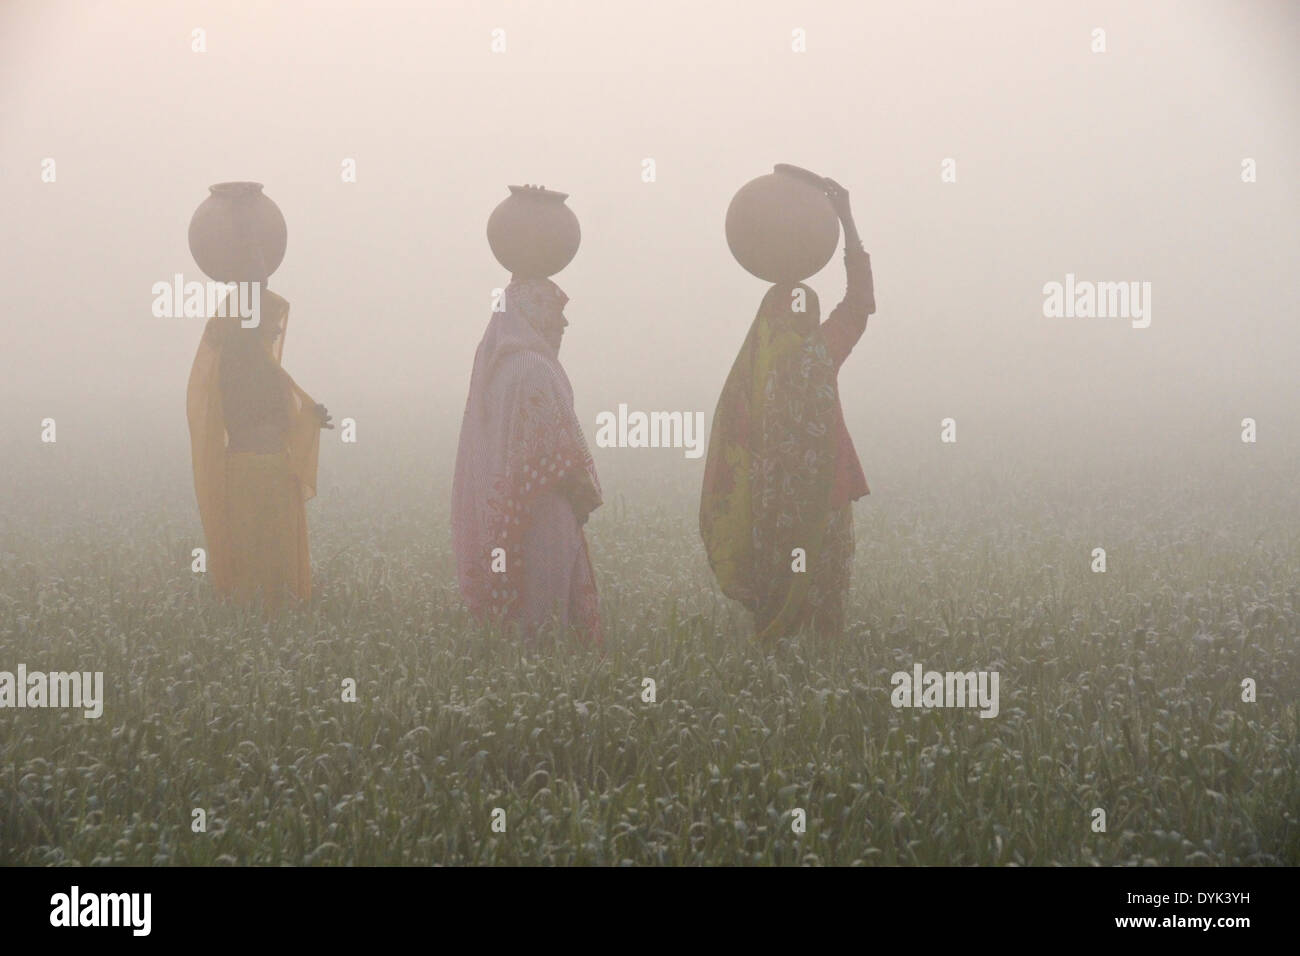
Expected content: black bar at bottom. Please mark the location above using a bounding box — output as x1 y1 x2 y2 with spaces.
0 865 1276 943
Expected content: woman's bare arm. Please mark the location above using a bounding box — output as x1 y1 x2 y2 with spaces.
819 178 875 366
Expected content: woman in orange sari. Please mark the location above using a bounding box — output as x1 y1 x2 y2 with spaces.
187 288 331 610
700 178 875 641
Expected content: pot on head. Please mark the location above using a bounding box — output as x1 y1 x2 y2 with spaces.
487 186 581 278
188 182 287 283
725 166 839 284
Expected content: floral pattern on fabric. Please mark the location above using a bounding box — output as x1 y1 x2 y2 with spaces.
701 283 858 641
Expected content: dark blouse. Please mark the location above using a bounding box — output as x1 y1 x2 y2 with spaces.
219 339 290 449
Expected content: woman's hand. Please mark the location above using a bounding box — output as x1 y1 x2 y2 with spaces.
822 177 851 219
559 468 599 525
823 176 862 249
316 404 334 429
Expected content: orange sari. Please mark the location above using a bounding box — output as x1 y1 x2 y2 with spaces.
186 291 320 608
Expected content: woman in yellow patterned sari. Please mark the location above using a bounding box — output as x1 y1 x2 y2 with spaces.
700 179 875 641
187 289 331 611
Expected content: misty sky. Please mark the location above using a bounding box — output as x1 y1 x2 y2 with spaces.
2 0 1297 476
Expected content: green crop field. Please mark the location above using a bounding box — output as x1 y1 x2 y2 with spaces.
2 428 1297 866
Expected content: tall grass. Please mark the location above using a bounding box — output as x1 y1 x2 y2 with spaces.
1 430 1297 865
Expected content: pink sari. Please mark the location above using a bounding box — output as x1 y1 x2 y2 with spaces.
451 278 603 645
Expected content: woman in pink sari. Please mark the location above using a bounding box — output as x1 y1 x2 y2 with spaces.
451 277 603 645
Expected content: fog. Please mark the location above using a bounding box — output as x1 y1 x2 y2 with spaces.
3 0 1298 492
3 2 1299 875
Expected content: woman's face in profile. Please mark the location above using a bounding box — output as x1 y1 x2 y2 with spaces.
531 300 569 352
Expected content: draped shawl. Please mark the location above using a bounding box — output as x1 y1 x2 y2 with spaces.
186 289 321 599
451 278 602 641
700 283 864 641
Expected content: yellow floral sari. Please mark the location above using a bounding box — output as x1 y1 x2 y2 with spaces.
700 283 854 641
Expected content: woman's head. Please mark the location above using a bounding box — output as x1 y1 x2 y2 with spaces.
760 281 820 329
210 287 286 365
508 277 569 352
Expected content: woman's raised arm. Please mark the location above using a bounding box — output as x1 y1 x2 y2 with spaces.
819 178 875 366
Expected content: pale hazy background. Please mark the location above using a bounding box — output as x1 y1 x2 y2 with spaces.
2 0 1297 507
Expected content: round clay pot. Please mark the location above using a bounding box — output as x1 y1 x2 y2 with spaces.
486 186 581 278
188 182 287 283
725 167 839 283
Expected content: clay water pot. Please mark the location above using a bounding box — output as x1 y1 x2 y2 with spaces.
725 166 839 284
486 186 581 278
188 182 287 283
